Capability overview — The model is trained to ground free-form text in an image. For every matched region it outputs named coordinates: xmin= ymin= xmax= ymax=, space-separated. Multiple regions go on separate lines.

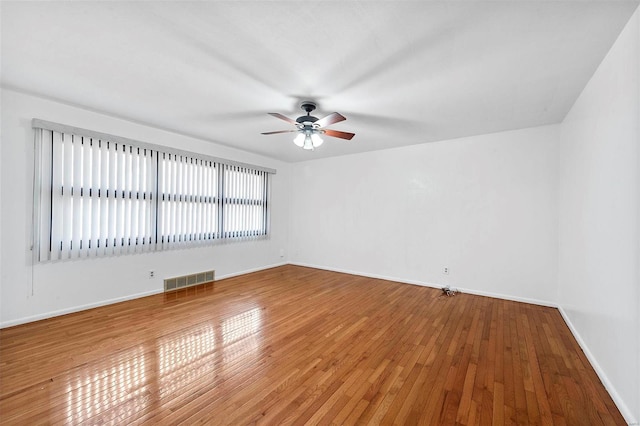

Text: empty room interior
xmin=1 ymin=1 xmax=639 ymax=425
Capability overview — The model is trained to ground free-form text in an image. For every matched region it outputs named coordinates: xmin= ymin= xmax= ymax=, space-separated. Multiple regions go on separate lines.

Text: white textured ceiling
xmin=2 ymin=1 xmax=638 ymax=162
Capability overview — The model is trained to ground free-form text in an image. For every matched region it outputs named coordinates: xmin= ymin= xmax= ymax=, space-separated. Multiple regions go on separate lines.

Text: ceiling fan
xmin=261 ymin=101 xmax=355 ymax=150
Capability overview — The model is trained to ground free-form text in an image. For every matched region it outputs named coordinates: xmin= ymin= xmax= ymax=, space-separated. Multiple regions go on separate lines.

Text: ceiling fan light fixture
xmin=293 ymin=133 xmax=305 ymax=147
xmin=311 ymin=133 xmax=323 ymax=147
xmin=296 ymin=130 xmax=323 ymax=150
xmin=302 ymin=133 xmax=314 ymax=150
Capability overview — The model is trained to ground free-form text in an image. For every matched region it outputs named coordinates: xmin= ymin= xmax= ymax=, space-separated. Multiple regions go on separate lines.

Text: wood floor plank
xmin=0 ymin=265 xmax=627 ymax=425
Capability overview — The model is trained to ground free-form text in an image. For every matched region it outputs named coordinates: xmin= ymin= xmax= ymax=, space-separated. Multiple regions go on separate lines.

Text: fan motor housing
xmin=297 ymin=101 xmax=318 ymax=123
xmin=296 ymin=115 xmax=318 ymax=123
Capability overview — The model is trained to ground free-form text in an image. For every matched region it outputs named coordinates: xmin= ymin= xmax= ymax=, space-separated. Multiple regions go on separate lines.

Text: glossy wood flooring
xmin=0 ymin=265 xmax=625 ymax=425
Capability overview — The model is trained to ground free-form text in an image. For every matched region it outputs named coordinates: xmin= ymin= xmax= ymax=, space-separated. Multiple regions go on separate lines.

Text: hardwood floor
xmin=0 ymin=265 xmax=626 ymax=425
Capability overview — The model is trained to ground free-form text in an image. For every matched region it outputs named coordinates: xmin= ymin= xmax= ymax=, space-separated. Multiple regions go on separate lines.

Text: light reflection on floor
xmin=65 ymin=346 xmax=147 ymax=424
xmin=221 ymin=307 xmax=262 ymax=345
xmin=64 ymin=306 xmax=264 ymax=423
xmin=220 ymin=307 xmax=263 ymax=366
xmin=158 ymin=322 xmax=217 ymax=397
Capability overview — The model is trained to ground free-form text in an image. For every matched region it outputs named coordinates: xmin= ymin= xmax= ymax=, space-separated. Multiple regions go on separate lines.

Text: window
xmin=220 ymin=165 xmax=269 ymax=239
xmin=33 ymin=119 xmax=274 ymax=262
xmin=156 ymin=154 xmax=270 ymax=247
xmin=158 ymin=153 xmax=219 ymax=247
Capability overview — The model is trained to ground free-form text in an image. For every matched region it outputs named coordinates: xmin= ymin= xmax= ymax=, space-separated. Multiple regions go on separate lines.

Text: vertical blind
xmin=33 ymin=120 xmax=274 ymax=262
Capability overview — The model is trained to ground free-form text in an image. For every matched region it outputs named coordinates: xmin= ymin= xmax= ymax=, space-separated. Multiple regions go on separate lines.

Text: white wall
xmin=0 ymin=88 xmax=291 ymax=327
xmin=558 ymin=8 xmax=639 ymax=424
xmin=290 ymin=125 xmax=559 ymax=305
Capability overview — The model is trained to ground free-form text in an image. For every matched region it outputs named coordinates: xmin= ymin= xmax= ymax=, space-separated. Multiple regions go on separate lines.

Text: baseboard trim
xmin=557 ymin=306 xmax=638 ymax=425
xmin=288 ymin=262 xmax=557 ymax=308
xmin=0 ymin=288 xmax=164 ymax=329
xmin=456 ymin=286 xmax=558 ymax=308
xmin=216 ymin=262 xmax=288 ymax=281
xmin=0 ymin=262 xmax=288 ymax=329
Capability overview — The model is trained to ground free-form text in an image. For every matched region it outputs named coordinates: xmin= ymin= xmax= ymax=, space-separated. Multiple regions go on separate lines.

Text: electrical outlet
xmin=443 ymin=267 xmax=449 ymax=275
xmin=149 ymin=270 xmax=155 ymax=279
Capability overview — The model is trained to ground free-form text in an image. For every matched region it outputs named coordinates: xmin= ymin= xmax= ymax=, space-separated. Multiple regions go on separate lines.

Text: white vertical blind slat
xmin=248 ymin=170 xmax=253 ymax=238
xmin=262 ymin=171 xmax=267 ymax=235
xmin=71 ymin=136 xmax=83 ymax=258
xmin=228 ymin=165 xmax=232 ymax=239
xmin=188 ymin=156 xmax=194 ymax=241
xmin=214 ymin=162 xmax=220 ymax=240
xmin=146 ymin=151 xmax=152 ymax=250
xmin=132 ymin=146 xmax=140 ymax=250
xmin=159 ymin=153 xmax=165 ymax=247
xmin=160 ymin=153 xmax=168 ymax=249
xmin=206 ymin=162 xmax=210 ymax=240
xmin=252 ymin=170 xmax=257 ymax=237
xmin=81 ymin=137 xmax=92 ymax=256
xmin=193 ymin=159 xmax=199 ymax=242
xmin=170 ymin=154 xmax=178 ymax=245
xmin=137 ymin=149 xmax=146 ymax=252
xmin=239 ymin=167 xmax=244 ymax=237
xmin=245 ymin=168 xmax=251 ymax=238
xmin=166 ymin=154 xmax=172 ymax=246
xmin=51 ymin=131 xmax=64 ymax=260
xmin=143 ymin=149 xmax=155 ymax=252
xmin=200 ymin=160 xmax=206 ymax=242
xmin=90 ymin=139 xmax=100 ymax=256
xmin=201 ymin=161 xmax=206 ymax=241
xmin=231 ymin=166 xmax=238 ymax=238
xmin=175 ymin=155 xmax=180 ymax=243
xmin=225 ymin=163 xmax=229 ymax=240
xmin=236 ymin=168 xmax=242 ymax=239
xmin=197 ymin=159 xmax=203 ymax=242
xmin=163 ymin=154 xmax=169 ymax=247
xmin=172 ymin=155 xmax=175 ymax=245
xmin=179 ymin=156 xmax=186 ymax=243
xmin=262 ymin=172 xmax=266 ymax=235
xmin=222 ymin=163 xmax=226 ymax=239
xmin=227 ymin=165 xmax=232 ymax=239
xmin=135 ymin=150 xmax=142 ymax=251
xmin=235 ymin=167 xmax=239 ymax=238
xmin=222 ymin=164 xmax=227 ymax=239
xmin=251 ymin=170 xmax=258 ymax=237
xmin=124 ymin=145 xmax=133 ymax=253
xmin=114 ymin=144 xmax=124 ymax=255
xmin=61 ymin=133 xmax=74 ymax=259
xmin=215 ymin=162 xmax=220 ymax=239
xmin=107 ymin=142 xmax=117 ymax=256
xmin=109 ymin=143 xmax=117 ymax=255
xmin=176 ymin=155 xmax=182 ymax=243
xmin=213 ymin=162 xmax=219 ymax=240
xmin=251 ymin=170 xmax=257 ymax=237
xmin=184 ymin=156 xmax=190 ymax=242
xmin=243 ymin=168 xmax=249 ymax=238
xmin=258 ymin=171 xmax=263 ymax=236
xmin=36 ymin=130 xmax=54 ymax=261
xmin=253 ymin=171 xmax=258 ymax=237
xmin=138 ymin=148 xmax=146 ymax=250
